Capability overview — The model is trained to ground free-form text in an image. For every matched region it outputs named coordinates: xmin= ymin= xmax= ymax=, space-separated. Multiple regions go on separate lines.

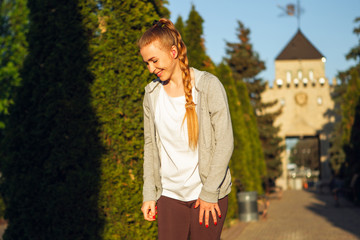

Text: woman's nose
xmin=148 ymin=63 xmax=156 ymax=73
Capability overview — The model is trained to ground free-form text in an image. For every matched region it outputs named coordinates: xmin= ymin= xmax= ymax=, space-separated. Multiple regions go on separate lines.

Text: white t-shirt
xmin=154 ymin=84 xmax=202 ymax=201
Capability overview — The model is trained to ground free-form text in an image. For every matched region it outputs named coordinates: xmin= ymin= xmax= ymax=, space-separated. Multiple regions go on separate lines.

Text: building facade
xmin=262 ymin=30 xmax=336 ymax=189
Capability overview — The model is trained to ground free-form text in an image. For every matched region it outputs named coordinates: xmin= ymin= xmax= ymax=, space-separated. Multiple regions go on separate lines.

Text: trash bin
xmin=237 ymin=191 xmax=258 ymax=222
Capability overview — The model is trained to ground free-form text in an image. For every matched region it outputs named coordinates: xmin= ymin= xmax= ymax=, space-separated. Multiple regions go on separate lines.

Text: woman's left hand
xmin=194 ymin=198 xmax=221 ymax=228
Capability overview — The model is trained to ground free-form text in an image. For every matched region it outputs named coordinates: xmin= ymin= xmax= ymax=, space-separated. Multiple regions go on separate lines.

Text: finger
xmin=198 ymin=207 xmax=204 ymax=225
xmin=150 ymin=202 xmax=156 ymax=220
xmin=215 ymin=203 xmax=222 ymax=219
xmin=205 ymin=209 xmax=210 ymax=228
xmin=141 ymin=206 xmax=147 ymax=220
xmin=146 ymin=206 xmax=152 ymax=220
xmin=194 ymin=198 xmax=200 ymax=209
xmin=211 ymin=207 xmax=217 ymax=226
xmin=141 ymin=204 xmax=150 ymax=220
xmin=146 ymin=209 xmax=156 ymax=221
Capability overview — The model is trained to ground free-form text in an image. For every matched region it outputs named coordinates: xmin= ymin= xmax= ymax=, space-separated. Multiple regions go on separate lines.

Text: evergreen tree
xmin=327 ymin=17 xmax=360 ymax=204
xmin=346 ymin=17 xmax=360 ymax=63
xmin=341 ymin=69 xmax=360 ymax=177
xmin=216 ymin=62 xmax=250 ymax=219
xmin=0 ymin=1 xmax=103 ymax=239
xmin=225 ymin=21 xmax=265 ymax=82
xmin=290 ymin=138 xmax=320 ymax=170
xmin=235 ymin=78 xmax=267 ymax=192
xmin=184 ymin=4 xmax=204 ymax=69
xmin=226 ymin=21 xmax=282 ymax=179
xmin=216 ymin=62 xmax=267 ymax=220
xmin=0 ymin=0 xmax=29 ymax=219
xmin=347 ymin=86 xmax=360 ymax=189
xmin=0 ymin=0 xmax=29 ymax=130
xmin=343 ymin=18 xmax=360 ymax=181
xmin=256 ymin=88 xmax=284 ymax=179
xmin=329 ymin=17 xmax=360 ymax=176
xmin=80 ymin=1 xmax=166 ymax=239
xmin=174 ymin=15 xmax=185 ymax=40
xmin=150 ymin=0 xmax=170 ymax=18
xmin=183 ymin=4 xmax=214 ymax=72
xmin=342 ymin=18 xmax=360 ymax=149
xmin=329 ymin=72 xmax=349 ymax=175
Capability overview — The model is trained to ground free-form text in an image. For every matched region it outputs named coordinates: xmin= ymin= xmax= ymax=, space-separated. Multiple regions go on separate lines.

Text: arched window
xmin=317 ymin=96 xmax=323 ymax=105
xmin=309 ymin=70 xmax=314 ymax=81
xmin=286 ymin=71 xmax=292 ymax=84
xmin=298 ymin=70 xmax=303 ymax=80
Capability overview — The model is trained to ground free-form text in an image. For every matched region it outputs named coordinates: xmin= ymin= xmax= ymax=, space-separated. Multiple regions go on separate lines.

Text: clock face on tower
xmin=295 ymin=92 xmax=308 ymax=106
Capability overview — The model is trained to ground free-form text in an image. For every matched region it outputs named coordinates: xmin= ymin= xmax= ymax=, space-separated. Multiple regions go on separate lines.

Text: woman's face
xmin=140 ymin=40 xmax=178 ymax=81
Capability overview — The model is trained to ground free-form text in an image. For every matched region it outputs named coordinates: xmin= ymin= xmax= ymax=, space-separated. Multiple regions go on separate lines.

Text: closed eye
xmin=143 ymin=60 xmax=157 ymax=65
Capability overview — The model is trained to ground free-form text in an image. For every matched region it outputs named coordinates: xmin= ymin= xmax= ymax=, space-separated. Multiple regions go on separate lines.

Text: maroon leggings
xmin=157 ymin=195 xmax=228 ymax=240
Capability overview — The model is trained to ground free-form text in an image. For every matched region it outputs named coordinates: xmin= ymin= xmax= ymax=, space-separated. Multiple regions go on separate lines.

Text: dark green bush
xmin=80 ymin=1 xmax=167 ymax=239
xmin=0 ymin=1 xmax=103 ymax=239
xmin=216 ymin=62 xmax=266 ymax=221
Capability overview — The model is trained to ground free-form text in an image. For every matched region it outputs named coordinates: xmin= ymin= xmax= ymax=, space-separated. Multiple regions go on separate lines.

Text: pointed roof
xmin=276 ymin=30 xmax=324 ymax=60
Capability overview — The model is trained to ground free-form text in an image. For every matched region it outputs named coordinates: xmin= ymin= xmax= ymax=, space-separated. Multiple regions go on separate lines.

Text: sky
xmin=167 ymin=0 xmax=360 ymax=85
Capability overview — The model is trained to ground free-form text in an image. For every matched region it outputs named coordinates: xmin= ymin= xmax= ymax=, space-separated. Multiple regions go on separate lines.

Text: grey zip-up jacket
xmin=142 ymin=68 xmax=233 ymax=203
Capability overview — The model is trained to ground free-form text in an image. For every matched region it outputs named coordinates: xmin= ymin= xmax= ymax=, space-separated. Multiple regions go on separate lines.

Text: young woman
xmin=139 ymin=18 xmax=234 ymax=240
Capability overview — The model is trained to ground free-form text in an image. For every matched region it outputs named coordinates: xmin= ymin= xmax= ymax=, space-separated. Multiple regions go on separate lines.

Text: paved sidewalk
xmin=221 ymin=190 xmax=360 ymax=240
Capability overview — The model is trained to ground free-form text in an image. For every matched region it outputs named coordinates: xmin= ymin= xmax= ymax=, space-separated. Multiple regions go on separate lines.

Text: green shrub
xmin=0 ymin=1 xmax=103 ymax=239
xmin=80 ymin=1 xmax=167 ymax=239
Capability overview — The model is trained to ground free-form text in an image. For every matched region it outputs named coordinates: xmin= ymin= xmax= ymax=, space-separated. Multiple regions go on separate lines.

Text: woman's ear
xmin=170 ymin=45 xmax=178 ymax=59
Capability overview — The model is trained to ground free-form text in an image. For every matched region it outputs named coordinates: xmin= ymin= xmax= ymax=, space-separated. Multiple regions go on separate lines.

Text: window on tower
xmin=309 ymin=70 xmax=314 ymax=80
xmin=317 ymin=96 xmax=323 ymax=105
xmin=286 ymin=71 xmax=292 ymax=87
xmin=309 ymin=70 xmax=315 ymax=86
xmin=298 ymin=70 xmax=303 ymax=80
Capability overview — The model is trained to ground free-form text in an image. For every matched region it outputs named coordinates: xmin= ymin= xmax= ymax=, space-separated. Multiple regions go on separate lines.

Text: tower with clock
xmin=262 ymin=29 xmax=336 ymax=190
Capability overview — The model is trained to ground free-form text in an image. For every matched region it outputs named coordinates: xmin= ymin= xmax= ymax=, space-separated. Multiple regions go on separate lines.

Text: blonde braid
xmin=158 ymin=19 xmax=199 ymax=150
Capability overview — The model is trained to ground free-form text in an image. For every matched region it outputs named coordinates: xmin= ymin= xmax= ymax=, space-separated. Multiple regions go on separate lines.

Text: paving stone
xmin=221 ymin=190 xmax=360 ymax=240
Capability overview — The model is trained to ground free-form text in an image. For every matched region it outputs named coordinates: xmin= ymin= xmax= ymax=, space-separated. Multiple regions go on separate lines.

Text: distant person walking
xmin=138 ymin=18 xmax=234 ymax=240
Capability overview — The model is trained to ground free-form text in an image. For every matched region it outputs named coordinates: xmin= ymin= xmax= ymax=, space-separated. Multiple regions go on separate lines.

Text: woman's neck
xmin=162 ymin=65 xmax=185 ymax=97
xmin=169 ymin=65 xmax=183 ymax=88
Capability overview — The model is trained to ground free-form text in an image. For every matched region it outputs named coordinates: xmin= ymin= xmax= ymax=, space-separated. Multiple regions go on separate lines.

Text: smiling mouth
xmin=156 ymin=70 xmax=163 ymax=77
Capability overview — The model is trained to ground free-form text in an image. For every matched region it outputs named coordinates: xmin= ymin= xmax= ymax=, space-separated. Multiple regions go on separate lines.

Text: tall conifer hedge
xmin=0 ymin=0 xmax=29 ymax=130
xmin=0 ymin=0 xmax=268 ymax=237
xmin=80 ymin=1 xmax=166 ymax=239
xmin=216 ymin=62 xmax=266 ymax=221
xmin=0 ymin=0 xmax=29 ymax=218
xmin=236 ymin=80 xmax=266 ymax=193
xmin=0 ymin=1 xmax=103 ymax=239
xmin=183 ymin=5 xmax=215 ymax=73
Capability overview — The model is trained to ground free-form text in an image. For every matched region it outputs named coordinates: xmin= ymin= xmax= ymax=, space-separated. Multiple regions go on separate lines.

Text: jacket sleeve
xmin=198 ymin=75 xmax=234 ymax=203
xmin=142 ymin=92 xmax=156 ymax=202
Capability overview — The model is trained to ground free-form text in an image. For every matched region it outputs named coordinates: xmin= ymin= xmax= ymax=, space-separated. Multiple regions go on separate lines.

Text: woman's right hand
xmin=141 ymin=200 xmax=156 ymax=221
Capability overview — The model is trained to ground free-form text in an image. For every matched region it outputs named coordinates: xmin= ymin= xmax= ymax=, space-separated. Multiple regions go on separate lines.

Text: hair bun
xmin=152 ymin=19 xmax=164 ymax=28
